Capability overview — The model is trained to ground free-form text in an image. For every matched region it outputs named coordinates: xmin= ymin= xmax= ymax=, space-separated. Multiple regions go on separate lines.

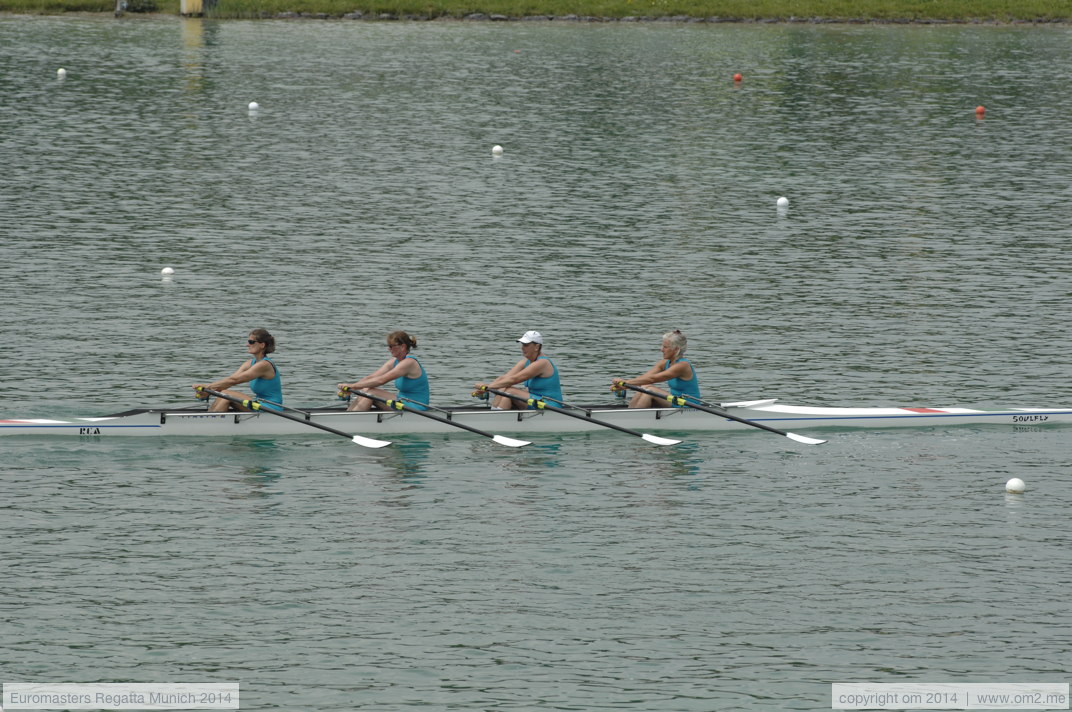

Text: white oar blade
xmin=641 ymin=433 xmax=681 ymax=446
xmin=787 ymin=432 xmax=826 ymax=445
xmin=352 ymin=435 xmax=392 ymax=448
xmin=493 ymin=434 xmax=531 ymax=448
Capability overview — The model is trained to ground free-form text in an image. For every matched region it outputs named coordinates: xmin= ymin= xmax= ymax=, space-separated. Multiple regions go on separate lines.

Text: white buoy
xmin=248 ymin=101 xmax=260 ymax=111
xmin=1005 ymin=478 xmax=1026 ymax=494
xmin=492 ymin=144 xmax=503 ymax=156
xmin=161 ymin=267 xmax=175 ymax=276
xmin=57 ymin=68 xmax=67 ymax=78
xmin=776 ymin=196 xmax=789 ymax=208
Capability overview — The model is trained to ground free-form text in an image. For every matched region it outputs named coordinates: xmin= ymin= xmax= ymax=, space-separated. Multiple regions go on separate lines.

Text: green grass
xmin=1 ymin=0 xmax=1068 ymax=20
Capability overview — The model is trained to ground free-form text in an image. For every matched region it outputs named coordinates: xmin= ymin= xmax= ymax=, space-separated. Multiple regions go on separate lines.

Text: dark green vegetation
xmin=2 ymin=0 xmax=1069 ymax=22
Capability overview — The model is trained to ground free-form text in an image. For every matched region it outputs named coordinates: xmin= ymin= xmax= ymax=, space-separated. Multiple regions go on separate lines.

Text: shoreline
xmin=4 ymin=10 xmax=1070 ymax=22
xmin=229 ymin=13 xmax=1072 ymax=23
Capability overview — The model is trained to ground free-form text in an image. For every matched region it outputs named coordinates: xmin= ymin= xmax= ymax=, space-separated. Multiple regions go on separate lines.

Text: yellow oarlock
xmin=525 ymin=398 xmax=546 ymax=409
xmin=669 ymin=395 xmax=687 ymax=406
xmin=386 ymin=399 xmax=405 ymax=410
xmin=242 ymin=399 xmax=263 ymax=411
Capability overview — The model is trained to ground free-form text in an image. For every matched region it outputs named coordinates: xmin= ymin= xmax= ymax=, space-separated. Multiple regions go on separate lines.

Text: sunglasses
xmin=247 ymin=339 xmax=261 ymax=345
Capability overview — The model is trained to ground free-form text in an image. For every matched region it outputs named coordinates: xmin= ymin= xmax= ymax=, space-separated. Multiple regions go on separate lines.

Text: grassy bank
xmin=2 ymin=0 xmax=1069 ymax=21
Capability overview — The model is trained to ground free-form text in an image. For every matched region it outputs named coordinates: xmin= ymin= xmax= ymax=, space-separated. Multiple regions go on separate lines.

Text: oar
xmin=615 ymin=383 xmax=826 ymax=445
xmin=344 ymin=388 xmax=530 ymax=448
xmin=477 ymin=386 xmax=681 ymax=446
xmin=198 ymin=388 xmax=391 ymax=448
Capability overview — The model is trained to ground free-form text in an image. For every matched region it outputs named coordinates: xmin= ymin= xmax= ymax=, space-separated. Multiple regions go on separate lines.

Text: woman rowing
xmin=613 ymin=329 xmax=701 ymax=408
xmin=193 ymin=328 xmax=283 ymax=411
xmin=475 ymin=330 xmax=563 ymax=410
xmin=337 ymin=330 xmax=429 ymax=412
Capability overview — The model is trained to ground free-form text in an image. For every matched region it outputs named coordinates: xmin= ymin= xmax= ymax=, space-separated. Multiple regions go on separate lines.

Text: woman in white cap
xmin=613 ymin=329 xmax=701 ymax=408
xmin=475 ymin=330 xmax=563 ymax=410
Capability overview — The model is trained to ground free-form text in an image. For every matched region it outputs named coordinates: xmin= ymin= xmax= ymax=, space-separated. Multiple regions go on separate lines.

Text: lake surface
xmin=2 ymin=15 xmax=1071 ymax=711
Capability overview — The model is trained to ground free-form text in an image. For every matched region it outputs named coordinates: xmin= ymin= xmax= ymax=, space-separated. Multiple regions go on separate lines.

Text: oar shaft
xmin=617 ymin=383 xmax=825 ymax=444
xmin=350 ymin=389 xmax=529 ymax=447
xmin=200 ymin=388 xmax=390 ymax=448
xmin=480 ymin=386 xmax=679 ymax=445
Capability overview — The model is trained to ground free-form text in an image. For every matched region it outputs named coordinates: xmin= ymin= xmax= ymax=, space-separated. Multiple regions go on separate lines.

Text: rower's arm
xmin=492 ymin=358 xmax=549 ymax=388
xmin=356 ymin=359 xmax=417 ymax=389
xmin=623 ymin=360 xmax=688 ymax=387
xmin=201 ymin=359 xmax=271 ymax=391
xmin=344 ymin=358 xmax=396 ymax=389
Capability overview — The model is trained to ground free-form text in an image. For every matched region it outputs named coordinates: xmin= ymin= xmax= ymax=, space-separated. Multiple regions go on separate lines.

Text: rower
xmin=193 ymin=328 xmax=283 ymax=412
xmin=337 ymin=330 xmax=430 ymax=412
xmin=612 ymin=330 xmax=700 ymax=408
xmin=475 ymin=330 xmax=563 ymax=411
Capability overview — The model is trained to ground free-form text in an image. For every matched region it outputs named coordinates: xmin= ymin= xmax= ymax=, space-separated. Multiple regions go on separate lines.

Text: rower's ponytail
xmin=250 ymin=328 xmax=276 ymax=354
xmin=387 ymin=330 xmax=417 ymax=350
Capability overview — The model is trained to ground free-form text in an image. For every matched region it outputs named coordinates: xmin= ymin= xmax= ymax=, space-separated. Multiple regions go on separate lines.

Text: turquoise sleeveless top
xmin=394 ymin=356 xmax=429 ymax=411
xmin=524 ymin=356 xmax=563 ymax=403
xmin=665 ymin=357 xmax=700 ymax=402
xmin=250 ymin=356 xmax=283 ymax=411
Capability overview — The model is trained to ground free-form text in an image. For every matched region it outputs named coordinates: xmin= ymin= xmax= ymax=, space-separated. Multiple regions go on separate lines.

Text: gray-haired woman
xmin=613 ymin=330 xmax=701 ymax=408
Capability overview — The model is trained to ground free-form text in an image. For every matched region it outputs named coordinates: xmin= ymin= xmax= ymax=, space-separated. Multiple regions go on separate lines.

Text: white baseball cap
xmin=517 ymin=330 xmax=543 ymax=344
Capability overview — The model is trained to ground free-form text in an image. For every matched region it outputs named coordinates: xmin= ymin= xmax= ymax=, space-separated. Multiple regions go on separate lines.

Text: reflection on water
xmin=181 ymin=17 xmax=205 ymax=96
xmin=653 ymin=439 xmax=704 ymax=482
xmin=372 ymin=437 xmax=434 ymax=482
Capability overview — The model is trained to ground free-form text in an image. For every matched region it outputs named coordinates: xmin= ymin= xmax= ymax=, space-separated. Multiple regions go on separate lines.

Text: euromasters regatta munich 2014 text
xmin=8 ymin=691 xmax=201 ymax=705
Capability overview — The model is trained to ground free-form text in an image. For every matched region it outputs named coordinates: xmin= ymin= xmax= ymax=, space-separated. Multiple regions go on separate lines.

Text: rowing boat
xmin=3 ymin=400 xmax=1070 ymax=438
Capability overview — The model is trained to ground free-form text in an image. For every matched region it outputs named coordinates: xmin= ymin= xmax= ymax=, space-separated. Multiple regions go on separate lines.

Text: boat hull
xmin=2 ymin=402 xmax=1071 ymax=437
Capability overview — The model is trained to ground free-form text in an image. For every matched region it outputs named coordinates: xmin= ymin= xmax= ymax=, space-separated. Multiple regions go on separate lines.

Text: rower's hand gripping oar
xmin=340 ymin=387 xmax=530 ymax=448
xmin=613 ymin=382 xmax=826 ymax=445
xmin=197 ymin=388 xmax=391 ymax=448
xmin=475 ymin=386 xmax=681 ymax=446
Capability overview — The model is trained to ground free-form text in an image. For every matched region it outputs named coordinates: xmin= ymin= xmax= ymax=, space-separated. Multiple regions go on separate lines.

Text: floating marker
xmin=776 ymin=196 xmax=789 ymax=208
xmin=492 ymin=144 xmax=503 ymax=156
xmin=975 ymin=105 xmax=986 ymax=116
xmin=161 ymin=267 xmax=175 ymax=276
xmin=733 ymin=73 xmax=743 ymax=82
xmin=57 ymin=68 xmax=67 ymax=78
xmin=1005 ymin=478 xmax=1025 ymax=494
xmin=248 ymin=101 xmax=260 ymax=110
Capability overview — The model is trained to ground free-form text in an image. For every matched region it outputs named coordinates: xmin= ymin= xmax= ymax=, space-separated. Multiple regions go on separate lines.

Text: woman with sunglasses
xmin=192 ymin=328 xmax=283 ymax=412
xmin=337 ymin=330 xmax=429 ymax=412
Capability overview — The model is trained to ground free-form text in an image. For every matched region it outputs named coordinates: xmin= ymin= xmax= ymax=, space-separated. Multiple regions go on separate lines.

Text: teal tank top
xmin=250 ymin=356 xmax=283 ymax=411
xmin=394 ymin=356 xmax=429 ymax=411
xmin=665 ymin=358 xmax=700 ymax=403
xmin=524 ymin=357 xmax=563 ymax=404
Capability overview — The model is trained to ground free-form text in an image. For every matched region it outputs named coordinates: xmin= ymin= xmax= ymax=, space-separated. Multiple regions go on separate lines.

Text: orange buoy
xmin=975 ymin=105 xmax=986 ymax=115
xmin=733 ymin=73 xmax=743 ymax=82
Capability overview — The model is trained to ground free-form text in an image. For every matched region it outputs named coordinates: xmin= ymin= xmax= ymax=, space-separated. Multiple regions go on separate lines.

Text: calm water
xmin=2 ymin=16 xmax=1071 ymax=710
